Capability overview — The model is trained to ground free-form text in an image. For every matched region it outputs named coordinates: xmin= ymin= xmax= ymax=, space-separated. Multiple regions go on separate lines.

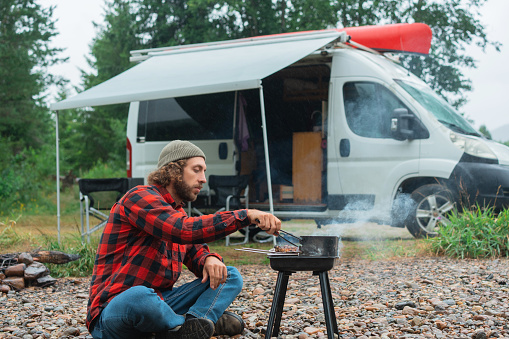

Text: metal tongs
xmin=254 ymin=218 xmax=302 ymax=248
xmin=275 ymin=229 xmax=302 ymax=248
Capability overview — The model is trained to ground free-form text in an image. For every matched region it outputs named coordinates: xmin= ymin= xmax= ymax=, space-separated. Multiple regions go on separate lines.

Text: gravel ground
xmin=1 ymin=256 xmax=509 ymax=339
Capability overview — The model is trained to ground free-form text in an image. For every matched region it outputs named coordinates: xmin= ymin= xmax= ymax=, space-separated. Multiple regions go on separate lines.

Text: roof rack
xmin=130 ymin=29 xmax=348 ymax=62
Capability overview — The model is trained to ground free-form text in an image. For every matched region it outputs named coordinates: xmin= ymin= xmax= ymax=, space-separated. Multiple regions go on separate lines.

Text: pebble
xmin=1 ymin=257 xmax=509 ymax=338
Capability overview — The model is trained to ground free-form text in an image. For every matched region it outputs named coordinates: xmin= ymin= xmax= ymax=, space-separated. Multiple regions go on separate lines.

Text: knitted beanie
xmin=157 ymin=140 xmax=206 ymax=169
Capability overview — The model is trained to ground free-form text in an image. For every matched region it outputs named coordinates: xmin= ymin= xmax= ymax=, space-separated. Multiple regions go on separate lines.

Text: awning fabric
xmin=51 ymin=30 xmax=343 ymax=110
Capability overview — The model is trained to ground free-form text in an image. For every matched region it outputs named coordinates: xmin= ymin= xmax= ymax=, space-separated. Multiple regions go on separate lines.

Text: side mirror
xmin=391 ymin=108 xmax=429 ymax=141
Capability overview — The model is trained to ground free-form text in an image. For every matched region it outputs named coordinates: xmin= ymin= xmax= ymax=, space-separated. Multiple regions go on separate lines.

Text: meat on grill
xmin=274 ymin=245 xmax=299 ymax=253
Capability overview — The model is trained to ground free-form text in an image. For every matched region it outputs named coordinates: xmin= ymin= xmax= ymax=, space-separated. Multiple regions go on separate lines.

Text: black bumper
xmin=449 ymin=156 xmax=509 ymax=210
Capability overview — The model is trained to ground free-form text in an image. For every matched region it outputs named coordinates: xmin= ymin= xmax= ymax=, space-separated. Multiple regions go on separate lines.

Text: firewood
xmin=4 ymin=263 xmax=26 ymax=277
xmin=2 ymin=277 xmax=25 ymax=290
xmin=24 ymin=262 xmax=49 ymax=280
xmin=31 ymin=250 xmax=81 ymax=264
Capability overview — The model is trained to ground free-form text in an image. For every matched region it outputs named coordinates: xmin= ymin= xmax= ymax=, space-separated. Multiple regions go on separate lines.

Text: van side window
xmin=138 ymin=92 xmax=235 ymax=141
xmin=343 ymin=82 xmax=409 ymax=138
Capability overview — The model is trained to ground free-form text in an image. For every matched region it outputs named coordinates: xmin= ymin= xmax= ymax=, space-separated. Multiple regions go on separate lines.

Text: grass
xmin=2 ymin=185 xmax=508 ymax=277
xmin=427 ymin=206 xmax=509 ymax=258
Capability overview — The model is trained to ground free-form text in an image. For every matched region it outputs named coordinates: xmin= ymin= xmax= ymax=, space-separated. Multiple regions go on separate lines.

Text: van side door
xmin=329 ymin=79 xmax=424 ymax=214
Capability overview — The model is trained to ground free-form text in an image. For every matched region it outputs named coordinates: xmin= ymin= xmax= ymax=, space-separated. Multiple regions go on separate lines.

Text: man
xmin=87 ymin=140 xmax=281 ymax=339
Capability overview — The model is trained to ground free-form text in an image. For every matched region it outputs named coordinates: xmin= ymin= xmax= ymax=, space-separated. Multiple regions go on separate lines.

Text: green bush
xmin=0 ymin=143 xmax=57 ymax=215
xmin=79 ymin=160 xmax=125 ymax=179
xmin=427 ymin=206 xmax=509 ymax=258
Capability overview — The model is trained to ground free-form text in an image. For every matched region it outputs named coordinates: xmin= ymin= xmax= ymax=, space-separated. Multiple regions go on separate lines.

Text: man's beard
xmin=174 ymin=179 xmax=198 ymax=202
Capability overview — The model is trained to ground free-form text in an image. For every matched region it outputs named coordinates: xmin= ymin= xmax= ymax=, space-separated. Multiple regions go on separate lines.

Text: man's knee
xmin=114 ymin=286 xmax=158 ymax=313
xmin=226 ymin=266 xmax=243 ymax=292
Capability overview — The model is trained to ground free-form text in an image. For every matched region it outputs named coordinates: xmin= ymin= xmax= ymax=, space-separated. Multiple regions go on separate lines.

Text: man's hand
xmin=202 ymin=256 xmax=227 ymax=289
xmin=246 ymin=209 xmax=282 ymax=235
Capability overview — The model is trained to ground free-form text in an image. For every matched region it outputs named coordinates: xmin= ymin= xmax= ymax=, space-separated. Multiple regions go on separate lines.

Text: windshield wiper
xmin=438 ymin=120 xmax=479 ymax=136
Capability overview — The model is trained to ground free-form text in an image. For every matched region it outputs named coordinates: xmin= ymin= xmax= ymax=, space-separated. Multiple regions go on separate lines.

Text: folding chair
xmin=208 ymin=175 xmax=250 ymax=246
xmin=79 ymin=177 xmax=144 ymax=243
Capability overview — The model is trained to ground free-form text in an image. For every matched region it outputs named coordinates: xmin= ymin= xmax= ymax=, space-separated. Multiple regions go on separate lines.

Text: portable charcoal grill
xmin=262 ymin=234 xmax=340 ymax=339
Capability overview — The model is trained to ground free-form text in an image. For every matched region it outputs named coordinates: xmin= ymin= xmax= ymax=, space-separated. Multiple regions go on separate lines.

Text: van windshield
xmin=396 ymin=80 xmax=479 ymax=136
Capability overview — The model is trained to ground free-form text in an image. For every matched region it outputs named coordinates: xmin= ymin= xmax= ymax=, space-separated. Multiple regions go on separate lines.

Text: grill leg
xmin=318 ymin=271 xmax=338 ymax=338
xmin=265 ymin=271 xmax=291 ymax=338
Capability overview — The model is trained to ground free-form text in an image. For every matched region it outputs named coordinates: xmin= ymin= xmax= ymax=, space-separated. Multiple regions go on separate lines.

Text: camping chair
xmin=208 ymin=175 xmax=250 ymax=246
xmin=79 ymin=177 xmax=143 ymax=243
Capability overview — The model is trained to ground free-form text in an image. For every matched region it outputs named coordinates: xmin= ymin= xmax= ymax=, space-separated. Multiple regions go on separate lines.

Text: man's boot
xmin=155 ymin=318 xmax=214 ymax=339
xmin=213 ymin=311 xmax=245 ymax=336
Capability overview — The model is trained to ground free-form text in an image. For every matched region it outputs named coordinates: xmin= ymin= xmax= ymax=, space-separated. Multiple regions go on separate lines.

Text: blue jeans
xmin=90 ymin=266 xmax=243 ymax=339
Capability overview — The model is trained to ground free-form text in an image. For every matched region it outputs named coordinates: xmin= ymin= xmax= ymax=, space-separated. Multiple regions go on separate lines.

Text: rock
xmin=409 ymin=316 xmax=423 ymax=326
xmin=252 ymin=287 xmax=264 ymax=296
xmin=0 ymin=284 xmax=11 ymax=293
xmin=18 ymin=252 xmax=34 ymax=265
xmin=435 ymin=320 xmax=447 ymax=330
xmin=62 ymin=327 xmax=80 ymax=336
xmin=402 ymin=306 xmax=420 ymax=315
xmin=36 ymin=275 xmax=57 ymax=287
xmin=3 ymin=276 xmax=25 ymax=290
xmin=395 ymin=300 xmax=416 ymax=310
xmin=24 ymin=262 xmax=50 ymax=280
xmin=472 ymin=331 xmax=487 ymax=339
xmin=5 ymin=263 xmax=26 ymax=277
xmin=303 ymin=327 xmax=322 ymax=335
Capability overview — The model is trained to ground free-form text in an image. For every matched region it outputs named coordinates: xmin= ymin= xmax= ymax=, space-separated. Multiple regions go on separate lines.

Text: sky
xmin=45 ymin=0 xmax=509 ymax=133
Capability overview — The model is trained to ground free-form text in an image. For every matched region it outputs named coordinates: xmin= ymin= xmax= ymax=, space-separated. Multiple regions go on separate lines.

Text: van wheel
xmin=405 ymin=184 xmax=456 ymax=238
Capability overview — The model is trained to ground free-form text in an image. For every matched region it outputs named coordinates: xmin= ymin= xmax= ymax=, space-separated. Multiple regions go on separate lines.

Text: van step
xmin=249 ymin=202 xmax=327 ymax=212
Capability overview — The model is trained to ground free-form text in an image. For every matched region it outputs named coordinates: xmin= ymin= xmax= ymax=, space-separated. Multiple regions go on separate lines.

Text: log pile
xmin=0 ymin=251 xmax=81 ymax=293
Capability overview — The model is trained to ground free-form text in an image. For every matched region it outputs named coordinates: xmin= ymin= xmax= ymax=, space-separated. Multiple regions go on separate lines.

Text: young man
xmin=87 ymin=140 xmax=281 ymax=339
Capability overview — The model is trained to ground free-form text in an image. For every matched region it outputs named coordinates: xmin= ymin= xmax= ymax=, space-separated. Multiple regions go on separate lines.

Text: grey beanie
xmin=157 ymin=140 xmax=206 ymax=169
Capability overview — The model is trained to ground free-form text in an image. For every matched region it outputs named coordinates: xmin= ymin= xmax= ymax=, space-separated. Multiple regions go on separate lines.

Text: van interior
xmin=234 ymin=63 xmax=331 ymax=211
xmin=138 ymin=61 xmax=333 ymax=212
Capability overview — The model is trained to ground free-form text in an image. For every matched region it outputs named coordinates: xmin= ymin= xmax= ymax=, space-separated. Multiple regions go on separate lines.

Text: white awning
xmin=51 ymin=30 xmax=344 ymax=110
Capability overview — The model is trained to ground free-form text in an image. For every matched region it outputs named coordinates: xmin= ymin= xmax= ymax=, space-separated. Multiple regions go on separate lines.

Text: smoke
xmin=309 ymin=194 xmax=416 ymax=255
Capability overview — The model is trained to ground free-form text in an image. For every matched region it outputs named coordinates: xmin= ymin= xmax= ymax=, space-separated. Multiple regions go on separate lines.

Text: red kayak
xmin=338 ymin=23 xmax=432 ymax=55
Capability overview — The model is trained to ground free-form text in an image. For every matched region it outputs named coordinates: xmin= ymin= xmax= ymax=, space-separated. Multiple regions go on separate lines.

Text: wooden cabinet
xmin=292 ymin=132 xmax=322 ymax=204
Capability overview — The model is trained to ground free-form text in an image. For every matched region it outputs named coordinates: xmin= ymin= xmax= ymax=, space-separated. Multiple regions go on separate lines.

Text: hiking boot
xmin=155 ymin=318 xmax=214 ymax=339
xmin=213 ymin=311 xmax=245 ymax=336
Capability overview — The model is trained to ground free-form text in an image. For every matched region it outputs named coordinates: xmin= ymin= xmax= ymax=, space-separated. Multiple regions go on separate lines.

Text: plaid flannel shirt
xmin=86 ymin=184 xmax=250 ymax=329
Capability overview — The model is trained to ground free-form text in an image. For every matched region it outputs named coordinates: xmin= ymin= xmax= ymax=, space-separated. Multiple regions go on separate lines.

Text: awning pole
xmin=258 ymin=86 xmax=276 ymax=245
xmin=258 ymin=86 xmax=274 ymax=214
xmin=56 ymin=111 xmax=61 ymax=244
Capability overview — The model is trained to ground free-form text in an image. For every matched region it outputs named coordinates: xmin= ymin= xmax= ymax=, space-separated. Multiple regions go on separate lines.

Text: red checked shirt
xmin=86 ymin=184 xmax=250 ymax=329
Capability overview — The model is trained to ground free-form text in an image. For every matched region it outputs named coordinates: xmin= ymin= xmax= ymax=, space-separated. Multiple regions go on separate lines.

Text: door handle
xmin=340 ymin=139 xmax=350 ymax=157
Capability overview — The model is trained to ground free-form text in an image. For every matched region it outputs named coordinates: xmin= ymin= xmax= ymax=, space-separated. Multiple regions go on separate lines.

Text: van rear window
xmin=138 ymin=92 xmax=235 ymax=141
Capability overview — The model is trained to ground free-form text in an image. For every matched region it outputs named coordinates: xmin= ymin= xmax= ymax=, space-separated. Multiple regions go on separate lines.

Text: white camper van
xmin=126 ymin=23 xmax=509 ymax=238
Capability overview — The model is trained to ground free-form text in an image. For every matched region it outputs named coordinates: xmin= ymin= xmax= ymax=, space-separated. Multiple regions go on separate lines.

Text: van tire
xmin=405 ymin=184 xmax=456 ymax=238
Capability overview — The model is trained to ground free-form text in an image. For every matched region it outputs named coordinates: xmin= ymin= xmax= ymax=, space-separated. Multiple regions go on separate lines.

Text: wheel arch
xmin=390 ymin=176 xmax=454 ymax=229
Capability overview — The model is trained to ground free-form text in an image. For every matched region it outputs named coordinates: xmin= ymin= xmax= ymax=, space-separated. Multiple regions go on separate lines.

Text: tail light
xmin=126 ymin=137 xmax=132 ymax=177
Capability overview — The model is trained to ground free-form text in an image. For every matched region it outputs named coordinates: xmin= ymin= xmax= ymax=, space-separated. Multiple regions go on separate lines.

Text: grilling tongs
xmin=275 ymin=229 xmax=302 ymax=248
xmin=254 ymin=218 xmax=302 ymax=248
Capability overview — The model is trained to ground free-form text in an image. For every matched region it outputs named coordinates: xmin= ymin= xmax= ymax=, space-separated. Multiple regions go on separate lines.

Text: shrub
xmin=427 ymin=206 xmax=509 ymax=258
